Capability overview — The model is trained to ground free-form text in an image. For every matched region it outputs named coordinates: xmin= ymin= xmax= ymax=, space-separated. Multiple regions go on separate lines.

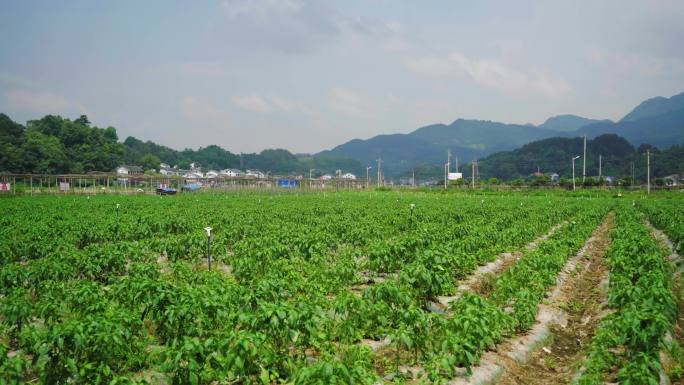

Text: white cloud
xmin=405 ymin=53 xmax=571 ymax=97
xmin=218 ymin=0 xmax=397 ymax=54
xmin=219 ymin=0 xmax=340 ymax=53
xmin=181 ymin=97 xmax=231 ymax=122
xmin=269 ymin=96 xmax=296 ymax=112
xmin=328 ymin=88 xmax=377 ymax=118
xmin=230 ymin=95 xmax=273 ymax=113
xmin=5 ymin=90 xmax=84 ymax=114
xmin=230 ymin=94 xmax=310 ymax=114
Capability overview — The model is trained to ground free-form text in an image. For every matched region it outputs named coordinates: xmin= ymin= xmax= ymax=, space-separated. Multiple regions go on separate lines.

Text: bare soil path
xmin=454 ymin=212 xmax=614 ymax=385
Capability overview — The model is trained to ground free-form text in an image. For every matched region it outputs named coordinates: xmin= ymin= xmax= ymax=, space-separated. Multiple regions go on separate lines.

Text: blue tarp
xmin=182 ymin=183 xmax=201 ymax=191
xmin=277 ymin=179 xmax=300 ymax=188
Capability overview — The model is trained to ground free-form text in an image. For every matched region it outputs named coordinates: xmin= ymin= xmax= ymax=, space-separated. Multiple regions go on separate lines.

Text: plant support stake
xmin=409 ymin=203 xmax=415 ymax=225
xmin=205 ymin=227 xmax=213 ymax=271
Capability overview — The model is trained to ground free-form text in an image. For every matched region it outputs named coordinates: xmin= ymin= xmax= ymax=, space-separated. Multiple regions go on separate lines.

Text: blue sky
xmin=1 ymin=0 xmax=683 ymax=153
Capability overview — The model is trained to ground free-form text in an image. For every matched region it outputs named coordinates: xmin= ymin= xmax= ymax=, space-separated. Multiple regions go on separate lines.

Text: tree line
xmin=0 ymin=113 xmax=363 ymax=176
xmin=399 ymin=134 xmax=683 ymax=184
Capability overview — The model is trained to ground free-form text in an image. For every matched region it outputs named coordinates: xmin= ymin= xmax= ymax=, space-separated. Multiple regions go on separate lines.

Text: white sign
xmin=59 ymin=182 xmax=70 ymax=192
xmin=448 ymin=172 xmax=463 ymax=180
xmin=0 ymin=182 xmax=10 ymax=192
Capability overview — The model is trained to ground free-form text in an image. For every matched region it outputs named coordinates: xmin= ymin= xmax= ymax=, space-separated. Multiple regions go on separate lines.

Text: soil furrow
xmin=436 ymin=221 xmax=568 ymax=309
xmin=450 ymin=213 xmax=614 ymax=385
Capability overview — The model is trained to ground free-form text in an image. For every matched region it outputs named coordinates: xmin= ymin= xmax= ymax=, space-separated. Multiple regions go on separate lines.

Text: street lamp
xmin=572 ymin=156 xmax=580 ymax=191
xmin=366 ymin=166 xmax=372 ymax=188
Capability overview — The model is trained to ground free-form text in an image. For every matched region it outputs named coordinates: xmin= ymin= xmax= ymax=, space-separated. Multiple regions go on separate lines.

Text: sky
xmin=1 ymin=0 xmax=684 ymax=154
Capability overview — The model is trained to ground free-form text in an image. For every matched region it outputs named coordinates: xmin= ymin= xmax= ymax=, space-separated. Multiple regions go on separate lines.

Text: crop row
xmin=0 ymin=193 xmax=607 ymax=384
xmin=576 ymin=206 xmax=677 ymax=384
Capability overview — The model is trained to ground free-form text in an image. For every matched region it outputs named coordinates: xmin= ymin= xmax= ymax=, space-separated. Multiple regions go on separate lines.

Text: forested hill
xmin=0 ymin=114 xmax=124 ymax=174
xmin=319 ymin=91 xmax=684 ymax=176
xmin=538 ymin=115 xmax=612 ymax=132
xmin=0 ymin=113 xmax=363 ymax=175
xmin=471 ymin=134 xmax=684 ymax=181
xmin=123 ymin=136 xmax=363 ymax=176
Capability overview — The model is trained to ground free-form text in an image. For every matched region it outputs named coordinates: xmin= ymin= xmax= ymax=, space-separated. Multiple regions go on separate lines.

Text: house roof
xmin=119 ymin=165 xmax=143 ymax=172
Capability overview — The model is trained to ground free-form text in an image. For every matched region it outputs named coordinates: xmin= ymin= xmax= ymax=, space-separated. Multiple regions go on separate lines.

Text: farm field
xmin=1 ymin=191 xmax=683 ymax=385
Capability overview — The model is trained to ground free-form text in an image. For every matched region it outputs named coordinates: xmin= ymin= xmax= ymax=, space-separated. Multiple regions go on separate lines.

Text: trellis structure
xmin=0 ymin=173 xmax=366 ymax=195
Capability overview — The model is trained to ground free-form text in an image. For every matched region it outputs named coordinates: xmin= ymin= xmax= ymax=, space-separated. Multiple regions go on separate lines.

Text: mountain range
xmin=318 ymin=91 xmax=684 ymax=176
xmin=1 ymin=91 xmax=682 ymax=179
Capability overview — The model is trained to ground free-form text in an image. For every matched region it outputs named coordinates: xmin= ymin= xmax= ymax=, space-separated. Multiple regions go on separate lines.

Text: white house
xmin=160 ymin=167 xmax=179 ymax=176
xmin=205 ymin=170 xmax=219 ymax=178
xmin=320 ymin=174 xmax=333 ymax=180
xmin=341 ymin=173 xmax=357 ymax=180
xmin=117 ymin=165 xmax=143 ymax=175
xmin=664 ymin=174 xmax=682 ymax=187
xmin=183 ymin=171 xmax=204 ymax=179
xmin=246 ymin=169 xmax=265 ymax=178
xmin=220 ymin=168 xmax=244 ymax=177
xmin=159 ymin=163 xmax=170 ymax=169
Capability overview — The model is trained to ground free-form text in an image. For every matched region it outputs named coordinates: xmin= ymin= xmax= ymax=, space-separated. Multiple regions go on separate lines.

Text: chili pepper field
xmin=1 ymin=191 xmax=683 ymax=384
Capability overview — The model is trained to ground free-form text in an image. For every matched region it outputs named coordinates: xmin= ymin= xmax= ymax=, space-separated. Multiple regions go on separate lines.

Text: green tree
xmin=140 ymin=154 xmax=161 ymax=171
xmin=176 ymin=160 xmax=192 ymax=170
xmin=21 ymin=130 xmax=68 ymax=174
xmin=531 ymin=175 xmax=550 ymax=186
xmin=0 ymin=113 xmax=25 ymax=146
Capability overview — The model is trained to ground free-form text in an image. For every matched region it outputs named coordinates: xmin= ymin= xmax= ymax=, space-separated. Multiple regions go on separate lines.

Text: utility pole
xmin=366 ymin=166 xmax=372 ymax=188
xmin=444 ymin=163 xmax=448 ymax=190
xmin=647 ymin=149 xmax=650 ymax=195
xmin=447 ymin=149 xmax=451 ymax=175
xmin=572 ymin=155 xmax=580 ymax=191
xmin=412 ymin=169 xmax=415 ymax=187
xmin=455 ymin=157 xmax=459 ymax=173
xmin=376 ymin=158 xmax=382 ymax=187
xmin=582 ymin=135 xmax=587 ymax=183
xmin=472 ymin=160 xmax=475 ymax=189
xmin=599 ymin=155 xmax=602 ymax=181
xmin=475 ymin=160 xmax=479 ymax=186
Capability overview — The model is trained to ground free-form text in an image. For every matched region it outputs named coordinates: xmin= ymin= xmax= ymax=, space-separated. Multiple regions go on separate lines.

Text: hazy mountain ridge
xmin=539 ymin=114 xmax=613 ymax=132
xmin=620 ymin=91 xmax=684 ymax=122
xmin=320 ymin=91 xmax=684 ymax=176
xmin=320 ymin=119 xmax=562 ymax=175
xmin=579 ymin=107 xmax=684 ymax=149
xmin=2 ymin=91 xmax=682 ymax=179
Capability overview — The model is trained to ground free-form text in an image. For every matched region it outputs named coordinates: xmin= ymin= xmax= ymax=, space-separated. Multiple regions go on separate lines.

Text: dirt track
xmin=497 ymin=213 xmax=614 ymax=385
